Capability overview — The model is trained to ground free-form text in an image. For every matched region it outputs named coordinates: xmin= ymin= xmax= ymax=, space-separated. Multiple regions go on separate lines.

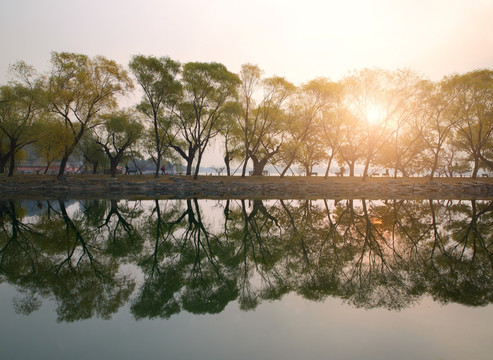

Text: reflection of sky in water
xmin=1 ymin=198 xmax=493 ymax=359
xmin=1 ymin=283 xmax=492 ymax=360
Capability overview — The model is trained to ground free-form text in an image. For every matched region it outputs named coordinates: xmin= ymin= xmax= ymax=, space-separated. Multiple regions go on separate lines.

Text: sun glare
xmin=365 ymin=103 xmax=386 ymax=125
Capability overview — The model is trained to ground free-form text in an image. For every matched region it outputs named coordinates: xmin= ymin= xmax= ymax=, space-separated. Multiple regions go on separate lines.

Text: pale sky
xmin=1 ymin=0 xmax=492 ymax=168
xmin=1 ymin=0 xmax=492 ymax=86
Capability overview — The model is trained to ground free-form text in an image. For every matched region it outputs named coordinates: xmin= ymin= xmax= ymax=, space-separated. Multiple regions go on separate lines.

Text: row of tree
xmin=1 ymin=52 xmax=493 ymax=179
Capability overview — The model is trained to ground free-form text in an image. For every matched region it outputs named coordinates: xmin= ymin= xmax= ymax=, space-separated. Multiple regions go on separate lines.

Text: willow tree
xmin=235 ymin=64 xmax=295 ymax=177
xmin=413 ymin=77 xmax=461 ymax=180
xmin=343 ymin=68 xmax=402 ymax=180
xmin=129 ymin=55 xmax=182 ymax=177
xmin=94 ymin=109 xmax=143 ymax=177
xmin=449 ymin=70 xmax=493 ymax=178
xmin=34 ymin=114 xmax=69 ymax=174
xmin=45 ymin=52 xmax=133 ymax=179
xmin=335 ymin=111 xmax=363 ymax=177
xmin=171 ymin=62 xmax=240 ymax=179
xmin=281 ymin=78 xmax=340 ymax=177
xmin=318 ymin=81 xmax=347 ymax=178
xmin=217 ymin=101 xmax=242 ymax=176
xmin=0 ymin=61 xmax=42 ymax=176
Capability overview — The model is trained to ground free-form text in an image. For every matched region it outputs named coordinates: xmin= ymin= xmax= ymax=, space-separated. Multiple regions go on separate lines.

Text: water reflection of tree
xmin=131 ymin=199 xmax=187 ymax=319
xmin=0 ymin=200 xmax=136 ymax=322
xmin=132 ymin=198 xmax=238 ymax=319
xmin=227 ymin=199 xmax=286 ymax=310
xmin=94 ymin=199 xmax=145 ymax=259
xmin=271 ymin=199 xmax=419 ymax=309
xmin=2 ymin=197 xmax=493 ymax=321
xmin=0 ymin=200 xmax=43 ymax=314
xmin=425 ymin=199 xmax=493 ymax=306
xmin=274 ymin=199 xmax=350 ymax=302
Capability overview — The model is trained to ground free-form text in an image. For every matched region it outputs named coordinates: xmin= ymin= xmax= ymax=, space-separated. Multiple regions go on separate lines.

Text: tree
xmin=129 ymin=55 xmax=182 ymax=177
xmin=318 ymin=81 xmax=347 ymax=178
xmin=171 ymin=62 xmax=240 ymax=179
xmin=235 ymin=64 xmax=262 ymax=176
xmin=437 ymin=142 xmax=470 ymax=177
xmin=413 ymin=77 xmax=461 ymax=180
xmin=449 ymin=70 xmax=493 ymax=178
xmin=234 ymin=64 xmax=295 ymax=176
xmin=45 ymin=52 xmax=133 ymax=179
xmin=94 ymin=109 xmax=143 ymax=177
xmin=78 ymin=131 xmax=107 ymax=174
xmin=217 ymin=101 xmax=242 ymax=176
xmin=33 ymin=114 xmax=69 ymax=174
xmin=343 ymin=68 xmax=401 ymax=180
xmin=335 ymin=111 xmax=364 ymax=177
xmin=0 ymin=130 xmax=7 ymax=173
xmin=378 ymin=69 xmax=425 ymax=177
xmin=0 ymin=61 xmax=42 ymax=176
xmin=279 ymin=78 xmax=336 ymax=177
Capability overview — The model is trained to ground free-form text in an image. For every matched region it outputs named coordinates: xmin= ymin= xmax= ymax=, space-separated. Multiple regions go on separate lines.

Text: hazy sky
xmin=1 ymin=0 xmax=492 ymax=86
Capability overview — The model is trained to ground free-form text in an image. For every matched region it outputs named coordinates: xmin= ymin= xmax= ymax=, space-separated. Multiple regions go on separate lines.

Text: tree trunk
xmin=250 ymin=146 xmax=280 ymax=176
xmin=324 ymin=156 xmax=334 ymax=179
xmin=398 ymin=167 xmax=408 ymax=178
xmin=241 ymin=154 xmax=249 ymax=177
xmin=44 ymin=159 xmax=54 ymax=174
xmin=7 ymin=156 xmax=15 ymax=177
xmin=362 ymin=159 xmax=370 ymax=181
xmin=250 ymin=155 xmax=269 ymax=176
xmin=280 ymin=157 xmax=295 ymax=178
xmin=153 ymin=111 xmax=161 ymax=178
xmin=349 ymin=162 xmax=355 ymax=177
xmin=57 ymin=154 xmax=70 ymax=179
xmin=429 ymin=152 xmax=439 ymax=181
xmin=57 ymin=126 xmax=86 ymax=179
xmin=154 ymin=154 xmax=161 ymax=178
xmin=7 ymin=143 xmax=16 ymax=177
xmin=224 ymin=153 xmax=231 ymax=176
xmin=194 ymin=150 xmax=205 ymax=180
xmin=186 ymin=159 xmax=193 ymax=176
xmin=251 ymin=157 xmax=271 ymax=176
xmin=0 ymin=156 xmax=7 ymax=174
xmin=110 ymin=157 xmax=119 ymax=178
xmin=92 ymin=160 xmax=99 ymax=174
xmin=184 ymin=146 xmax=197 ymax=176
xmin=472 ymin=155 xmax=479 ymax=178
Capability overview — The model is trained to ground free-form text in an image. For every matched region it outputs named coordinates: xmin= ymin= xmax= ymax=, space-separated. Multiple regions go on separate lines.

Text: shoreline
xmin=2 ymin=174 xmax=493 ymax=200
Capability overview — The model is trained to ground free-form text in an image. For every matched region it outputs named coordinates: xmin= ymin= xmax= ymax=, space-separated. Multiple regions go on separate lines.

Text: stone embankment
xmin=2 ymin=175 xmax=493 ymax=200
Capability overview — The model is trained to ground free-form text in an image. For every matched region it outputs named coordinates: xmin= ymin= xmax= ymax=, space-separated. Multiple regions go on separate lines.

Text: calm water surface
xmin=1 ymin=198 xmax=493 ymax=359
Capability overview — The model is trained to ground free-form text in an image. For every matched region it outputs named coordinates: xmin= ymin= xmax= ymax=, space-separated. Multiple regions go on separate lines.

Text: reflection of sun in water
xmin=365 ymin=103 xmax=386 ymax=125
xmin=371 ymin=216 xmax=383 ymax=225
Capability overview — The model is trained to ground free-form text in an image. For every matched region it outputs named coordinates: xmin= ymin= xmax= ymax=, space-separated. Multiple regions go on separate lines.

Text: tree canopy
xmin=1 ymin=52 xmax=492 ymax=179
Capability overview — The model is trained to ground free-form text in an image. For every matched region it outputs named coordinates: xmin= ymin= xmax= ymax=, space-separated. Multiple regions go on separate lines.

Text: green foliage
xmin=0 ymin=52 xmax=492 ymax=177
xmin=129 ymin=55 xmax=182 ymax=176
xmin=0 ymin=61 xmax=43 ymax=175
xmin=172 ymin=61 xmax=240 ymax=177
xmin=45 ymin=52 xmax=134 ymax=177
xmin=94 ymin=109 xmax=144 ymax=177
xmin=34 ymin=114 xmax=71 ymax=171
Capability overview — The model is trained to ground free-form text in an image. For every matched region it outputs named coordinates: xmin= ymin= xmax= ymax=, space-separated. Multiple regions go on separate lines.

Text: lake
xmin=1 ymin=198 xmax=492 ymax=359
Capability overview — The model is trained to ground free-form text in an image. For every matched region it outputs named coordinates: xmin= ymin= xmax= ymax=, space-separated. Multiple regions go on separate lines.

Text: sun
xmin=365 ymin=102 xmax=386 ymax=125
